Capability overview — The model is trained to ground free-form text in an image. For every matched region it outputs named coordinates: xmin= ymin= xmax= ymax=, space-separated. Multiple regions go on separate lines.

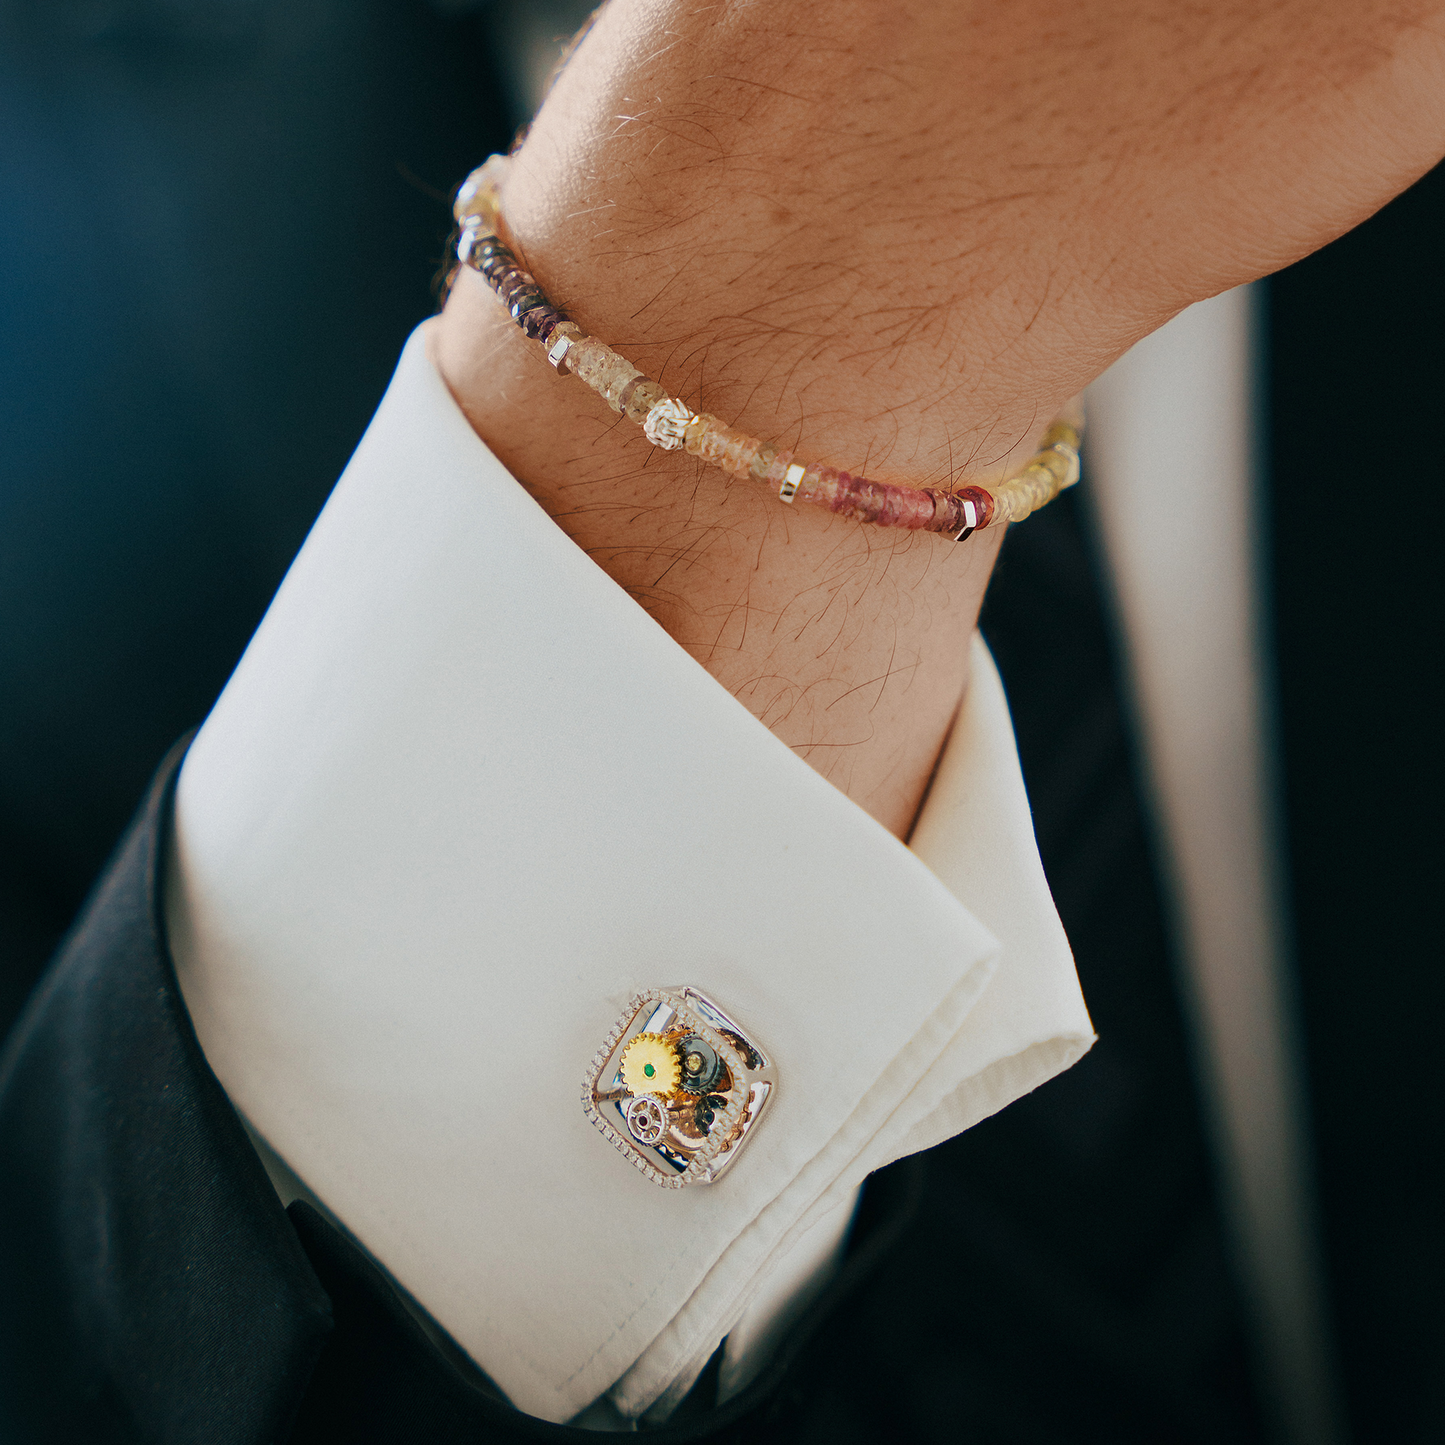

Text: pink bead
xmin=827 ymin=473 xmax=936 ymax=528
xmin=796 ymin=464 xmax=843 ymax=508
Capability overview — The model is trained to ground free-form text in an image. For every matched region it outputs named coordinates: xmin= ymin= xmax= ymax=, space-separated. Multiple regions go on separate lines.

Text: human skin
xmin=435 ymin=0 xmax=1445 ymax=837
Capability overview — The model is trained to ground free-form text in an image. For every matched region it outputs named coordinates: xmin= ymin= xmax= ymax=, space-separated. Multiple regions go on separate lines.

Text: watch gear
xmin=692 ymin=1093 xmax=728 ymax=1135
xmin=624 ymin=1094 xmax=669 ymax=1147
xmin=677 ymin=1036 xmax=723 ymax=1095
xmin=620 ymin=1032 xmax=682 ymax=1096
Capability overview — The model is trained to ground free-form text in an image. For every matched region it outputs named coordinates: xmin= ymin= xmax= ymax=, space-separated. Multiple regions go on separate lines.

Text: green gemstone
xmin=643 ymin=1063 xmax=655 ymax=1078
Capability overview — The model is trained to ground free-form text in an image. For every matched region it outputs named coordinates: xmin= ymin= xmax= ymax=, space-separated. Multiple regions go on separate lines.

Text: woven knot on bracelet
xmin=452 ymin=155 xmax=1082 ymax=541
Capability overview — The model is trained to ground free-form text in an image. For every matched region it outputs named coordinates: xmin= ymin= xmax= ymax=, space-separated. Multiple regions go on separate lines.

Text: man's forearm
xmin=434 ymin=0 xmax=1445 ymax=835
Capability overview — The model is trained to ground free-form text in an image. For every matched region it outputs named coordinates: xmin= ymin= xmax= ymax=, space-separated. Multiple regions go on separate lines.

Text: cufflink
xmin=583 ymin=987 xmax=775 ymax=1187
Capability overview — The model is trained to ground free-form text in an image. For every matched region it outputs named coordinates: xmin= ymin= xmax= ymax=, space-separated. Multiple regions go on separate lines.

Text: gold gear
xmin=620 ymin=1033 xmax=682 ymax=1096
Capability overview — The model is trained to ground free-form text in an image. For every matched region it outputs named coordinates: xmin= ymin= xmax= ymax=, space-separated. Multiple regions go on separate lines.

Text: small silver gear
xmin=624 ymin=1094 xmax=669 ymax=1147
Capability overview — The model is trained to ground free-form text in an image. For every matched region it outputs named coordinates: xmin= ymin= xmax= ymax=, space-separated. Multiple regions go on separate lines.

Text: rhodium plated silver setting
xmin=583 ymin=987 xmax=776 ymax=1188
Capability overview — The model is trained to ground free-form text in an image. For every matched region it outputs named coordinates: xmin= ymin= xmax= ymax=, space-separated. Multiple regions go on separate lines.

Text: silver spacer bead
xmin=455 ymin=222 xmax=489 ymax=267
xmin=779 ymin=463 xmax=805 ymax=503
xmin=643 ymin=398 xmax=695 ymax=451
xmin=546 ymin=323 xmax=585 ymax=374
xmin=952 ymin=497 xmax=979 ymax=542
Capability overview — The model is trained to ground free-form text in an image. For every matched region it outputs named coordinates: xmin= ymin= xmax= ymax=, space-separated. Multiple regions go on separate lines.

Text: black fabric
xmin=0 ymin=738 xmax=332 ymax=1445
xmin=0 ymin=483 xmax=1265 ymax=1445
xmin=1269 ymin=160 xmax=1445 ymax=1445
xmin=966 ymin=491 xmax=1259 ymax=1442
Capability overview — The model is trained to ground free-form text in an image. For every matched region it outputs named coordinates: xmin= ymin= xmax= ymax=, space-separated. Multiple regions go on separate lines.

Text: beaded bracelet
xmin=452 ymin=157 xmax=1082 ymax=541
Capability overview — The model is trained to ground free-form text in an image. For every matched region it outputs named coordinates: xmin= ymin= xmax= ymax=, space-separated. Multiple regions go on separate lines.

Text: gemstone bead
xmin=568 ymin=338 xmax=642 ymax=410
xmin=1031 ymin=446 xmax=1075 ymax=488
xmin=518 ymin=305 xmax=556 ymax=339
xmin=480 ymin=253 xmax=514 ymax=283
xmin=600 ymin=358 xmax=644 ymax=412
xmin=1048 ymin=442 xmax=1081 ymax=489
xmin=990 ymin=460 xmax=1058 ymax=525
xmin=456 ymin=225 xmax=492 ymax=267
xmin=509 ymin=291 xmax=546 ymax=322
xmin=719 ymin=430 xmax=763 ymax=477
xmin=536 ymin=311 xmax=570 ymax=345
xmin=825 ymin=472 xmax=936 ymax=528
xmin=623 ymin=379 xmax=669 ymax=425
xmin=615 ymin=376 xmax=644 ymax=414
xmin=752 ymin=447 xmax=794 ymax=487
xmin=498 ymin=271 xmax=538 ymax=305
xmin=688 ymin=416 xmax=762 ymax=475
xmin=564 ymin=336 xmax=611 ymax=388
xmin=796 ymin=463 xmax=842 ymax=508
xmin=681 ymin=414 xmax=712 ymax=454
xmin=452 ymin=154 xmax=508 ymax=230
xmin=1040 ymin=420 xmax=1082 ymax=454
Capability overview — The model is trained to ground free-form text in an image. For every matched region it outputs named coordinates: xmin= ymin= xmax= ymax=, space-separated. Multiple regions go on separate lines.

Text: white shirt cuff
xmin=165 ymin=324 xmax=1093 ymax=1424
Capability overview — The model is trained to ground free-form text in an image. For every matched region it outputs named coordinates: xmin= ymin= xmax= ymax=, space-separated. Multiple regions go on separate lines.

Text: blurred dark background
xmin=0 ymin=4 xmax=1441 ymax=1443
xmin=0 ymin=0 xmax=511 ymax=1029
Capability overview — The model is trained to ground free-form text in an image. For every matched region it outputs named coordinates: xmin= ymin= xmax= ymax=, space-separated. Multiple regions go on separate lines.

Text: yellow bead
xmin=1028 ymin=447 xmax=1075 ymax=489
xmin=571 ymin=338 xmax=619 ymax=390
xmin=1040 ymin=420 xmax=1082 ymax=453
xmin=453 ymin=155 xmax=508 ymax=230
xmin=600 ymin=358 xmax=644 ymax=412
xmin=683 ymin=414 xmax=722 ymax=456
xmin=1049 ymin=442 xmax=1081 ymax=489
xmin=624 ymin=379 xmax=669 ymax=424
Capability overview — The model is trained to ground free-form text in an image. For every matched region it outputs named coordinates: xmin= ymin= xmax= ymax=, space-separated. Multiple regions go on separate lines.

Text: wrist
xmin=432 ymin=274 xmax=1006 ymax=839
xmin=428 ymin=6 xmax=1070 ymax=838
